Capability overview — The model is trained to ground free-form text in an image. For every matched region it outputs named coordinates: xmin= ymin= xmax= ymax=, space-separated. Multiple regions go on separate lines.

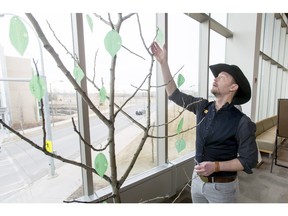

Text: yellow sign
xmin=45 ymin=140 xmax=53 ymax=153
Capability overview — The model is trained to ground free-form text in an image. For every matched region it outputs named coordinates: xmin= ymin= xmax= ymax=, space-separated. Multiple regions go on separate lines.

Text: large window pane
xmin=81 ymin=13 xmax=157 ymax=191
xmin=208 ymin=30 xmax=226 ymax=101
xmin=0 ymin=13 xmax=80 ymax=201
xmin=167 ymin=13 xmax=199 ymax=161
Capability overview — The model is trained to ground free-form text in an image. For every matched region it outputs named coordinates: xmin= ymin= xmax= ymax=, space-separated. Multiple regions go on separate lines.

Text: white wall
xmin=226 ymin=14 xmax=262 ymax=119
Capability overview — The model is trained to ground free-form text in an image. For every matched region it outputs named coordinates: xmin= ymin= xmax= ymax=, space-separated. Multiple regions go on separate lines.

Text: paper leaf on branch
xmin=176 ymin=138 xmax=186 ymax=153
xmin=86 ymin=14 xmax=93 ymax=32
xmin=29 ymin=75 xmax=46 ymax=101
xmin=99 ymin=86 xmax=107 ymax=104
xmin=9 ymin=16 xmax=29 ymax=56
xmin=177 ymin=73 xmax=185 ymax=88
xmin=104 ymin=30 xmax=122 ymax=57
xmin=94 ymin=153 xmax=108 ymax=177
xmin=73 ymin=65 xmax=85 ymax=83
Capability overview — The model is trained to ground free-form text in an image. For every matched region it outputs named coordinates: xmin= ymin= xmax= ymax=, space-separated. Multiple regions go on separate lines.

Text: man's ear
xmin=230 ymin=83 xmax=239 ymax=92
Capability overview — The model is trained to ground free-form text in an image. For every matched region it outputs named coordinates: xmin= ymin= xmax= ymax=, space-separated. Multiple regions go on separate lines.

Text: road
xmin=0 ymin=104 xmax=154 ymax=201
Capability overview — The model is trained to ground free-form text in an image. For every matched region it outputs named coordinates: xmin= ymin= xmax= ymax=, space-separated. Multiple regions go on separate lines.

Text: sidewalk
xmin=0 ymin=118 xmax=84 ymax=203
xmin=1 ymin=153 xmax=83 ymax=203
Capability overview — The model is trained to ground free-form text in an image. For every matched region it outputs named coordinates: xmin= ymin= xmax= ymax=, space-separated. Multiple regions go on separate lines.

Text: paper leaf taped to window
xmin=94 ymin=153 xmax=108 ymax=177
xmin=86 ymin=14 xmax=93 ymax=32
xmin=104 ymin=30 xmax=122 ymax=57
xmin=29 ymin=75 xmax=46 ymax=101
xmin=73 ymin=65 xmax=85 ymax=83
xmin=177 ymin=73 xmax=185 ymax=88
xmin=9 ymin=16 xmax=29 ymax=56
xmin=176 ymin=138 xmax=186 ymax=153
xmin=99 ymin=86 xmax=107 ymax=104
xmin=156 ymin=28 xmax=164 ymax=46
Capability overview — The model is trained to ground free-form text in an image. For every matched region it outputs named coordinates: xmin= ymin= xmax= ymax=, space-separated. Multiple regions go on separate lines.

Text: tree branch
xmin=0 ymin=119 xmax=112 ymax=183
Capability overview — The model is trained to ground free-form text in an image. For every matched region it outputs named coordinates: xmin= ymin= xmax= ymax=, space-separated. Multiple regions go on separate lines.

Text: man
xmin=151 ymin=42 xmax=258 ymax=203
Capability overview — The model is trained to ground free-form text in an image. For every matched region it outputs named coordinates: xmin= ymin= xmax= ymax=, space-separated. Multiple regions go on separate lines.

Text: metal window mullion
xmin=198 ymin=18 xmax=210 ymax=99
xmin=71 ymin=13 xmax=94 ymax=198
xmin=156 ymin=13 xmax=168 ymax=165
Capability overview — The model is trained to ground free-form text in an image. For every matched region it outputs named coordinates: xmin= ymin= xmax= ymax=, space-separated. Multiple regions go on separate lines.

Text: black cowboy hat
xmin=209 ymin=63 xmax=251 ymax=105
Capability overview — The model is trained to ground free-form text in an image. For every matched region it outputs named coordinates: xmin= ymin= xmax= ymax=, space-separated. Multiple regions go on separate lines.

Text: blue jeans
xmin=191 ymin=171 xmax=239 ymax=203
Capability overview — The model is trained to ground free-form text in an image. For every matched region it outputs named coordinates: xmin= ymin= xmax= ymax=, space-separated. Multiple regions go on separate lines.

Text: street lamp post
xmin=0 ymin=13 xmax=56 ymax=178
xmin=49 ymin=80 xmax=64 ymax=127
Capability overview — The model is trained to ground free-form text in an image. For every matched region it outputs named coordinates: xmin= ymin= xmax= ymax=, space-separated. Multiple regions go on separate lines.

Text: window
xmin=208 ymin=29 xmax=226 ymax=101
xmin=257 ymin=13 xmax=288 ymax=120
xmin=0 ymin=12 xmax=80 ymax=199
xmin=81 ymin=13 xmax=158 ymax=190
xmin=167 ymin=13 xmax=199 ymax=161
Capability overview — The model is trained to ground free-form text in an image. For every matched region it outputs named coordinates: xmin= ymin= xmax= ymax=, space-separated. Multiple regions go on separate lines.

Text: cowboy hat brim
xmin=209 ymin=63 xmax=251 ymax=105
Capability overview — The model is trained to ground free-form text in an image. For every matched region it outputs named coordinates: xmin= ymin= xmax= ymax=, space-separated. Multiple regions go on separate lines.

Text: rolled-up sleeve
xmin=236 ymin=115 xmax=258 ymax=174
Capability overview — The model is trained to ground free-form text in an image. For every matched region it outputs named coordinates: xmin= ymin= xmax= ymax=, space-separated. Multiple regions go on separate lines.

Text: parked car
xmin=135 ymin=109 xmax=146 ymax=115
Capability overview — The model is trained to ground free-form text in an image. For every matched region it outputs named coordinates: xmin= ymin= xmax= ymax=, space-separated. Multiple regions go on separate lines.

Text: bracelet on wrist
xmin=215 ymin=161 xmax=220 ymax=172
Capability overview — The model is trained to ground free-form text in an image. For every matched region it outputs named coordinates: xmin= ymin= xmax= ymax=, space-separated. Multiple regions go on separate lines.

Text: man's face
xmin=211 ymin=71 xmax=238 ymax=98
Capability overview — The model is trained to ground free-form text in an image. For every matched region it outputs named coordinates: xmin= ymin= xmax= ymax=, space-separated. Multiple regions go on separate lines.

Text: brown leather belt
xmin=200 ymin=175 xmax=237 ymax=183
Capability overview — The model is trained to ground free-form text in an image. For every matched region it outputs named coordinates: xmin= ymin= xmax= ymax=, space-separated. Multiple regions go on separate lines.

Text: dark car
xmin=135 ymin=109 xmax=146 ymax=115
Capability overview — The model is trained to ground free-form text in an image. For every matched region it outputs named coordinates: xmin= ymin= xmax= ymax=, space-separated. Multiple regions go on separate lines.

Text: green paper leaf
xmin=29 ymin=75 xmax=46 ymax=101
xmin=177 ymin=117 xmax=184 ymax=134
xmin=99 ymin=87 xmax=107 ymax=104
xmin=176 ymin=138 xmax=186 ymax=153
xmin=177 ymin=74 xmax=185 ymax=88
xmin=86 ymin=14 xmax=93 ymax=32
xmin=9 ymin=16 xmax=29 ymax=56
xmin=156 ymin=28 xmax=164 ymax=46
xmin=104 ymin=30 xmax=122 ymax=57
xmin=73 ymin=65 xmax=84 ymax=83
xmin=94 ymin=153 xmax=108 ymax=177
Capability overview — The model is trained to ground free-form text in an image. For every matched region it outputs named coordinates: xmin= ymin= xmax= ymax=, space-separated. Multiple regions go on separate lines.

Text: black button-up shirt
xmin=169 ymin=89 xmax=258 ymax=177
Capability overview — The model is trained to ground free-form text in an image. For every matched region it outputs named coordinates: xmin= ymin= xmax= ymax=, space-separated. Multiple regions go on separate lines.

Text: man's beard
xmin=210 ymin=88 xmax=218 ymax=97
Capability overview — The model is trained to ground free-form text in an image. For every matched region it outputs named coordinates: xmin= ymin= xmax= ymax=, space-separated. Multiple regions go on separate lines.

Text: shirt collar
xmin=212 ymin=101 xmax=233 ymax=111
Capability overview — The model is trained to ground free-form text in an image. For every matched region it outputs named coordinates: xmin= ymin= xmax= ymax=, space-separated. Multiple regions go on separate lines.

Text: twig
xmin=172 ymin=169 xmax=192 ymax=203
xmin=71 ymin=117 xmax=109 ymax=151
xmin=151 ymin=65 xmax=185 ymax=88
xmin=148 ymin=115 xmax=206 ymax=139
xmin=64 ymin=193 xmax=115 ymax=203
xmin=141 ymin=194 xmax=170 ymax=203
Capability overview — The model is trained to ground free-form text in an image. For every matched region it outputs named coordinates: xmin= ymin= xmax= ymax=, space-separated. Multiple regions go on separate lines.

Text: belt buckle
xmin=200 ymin=176 xmax=215 ymax=183
xmin=200 ymin=176 xmax=209 ymax=183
